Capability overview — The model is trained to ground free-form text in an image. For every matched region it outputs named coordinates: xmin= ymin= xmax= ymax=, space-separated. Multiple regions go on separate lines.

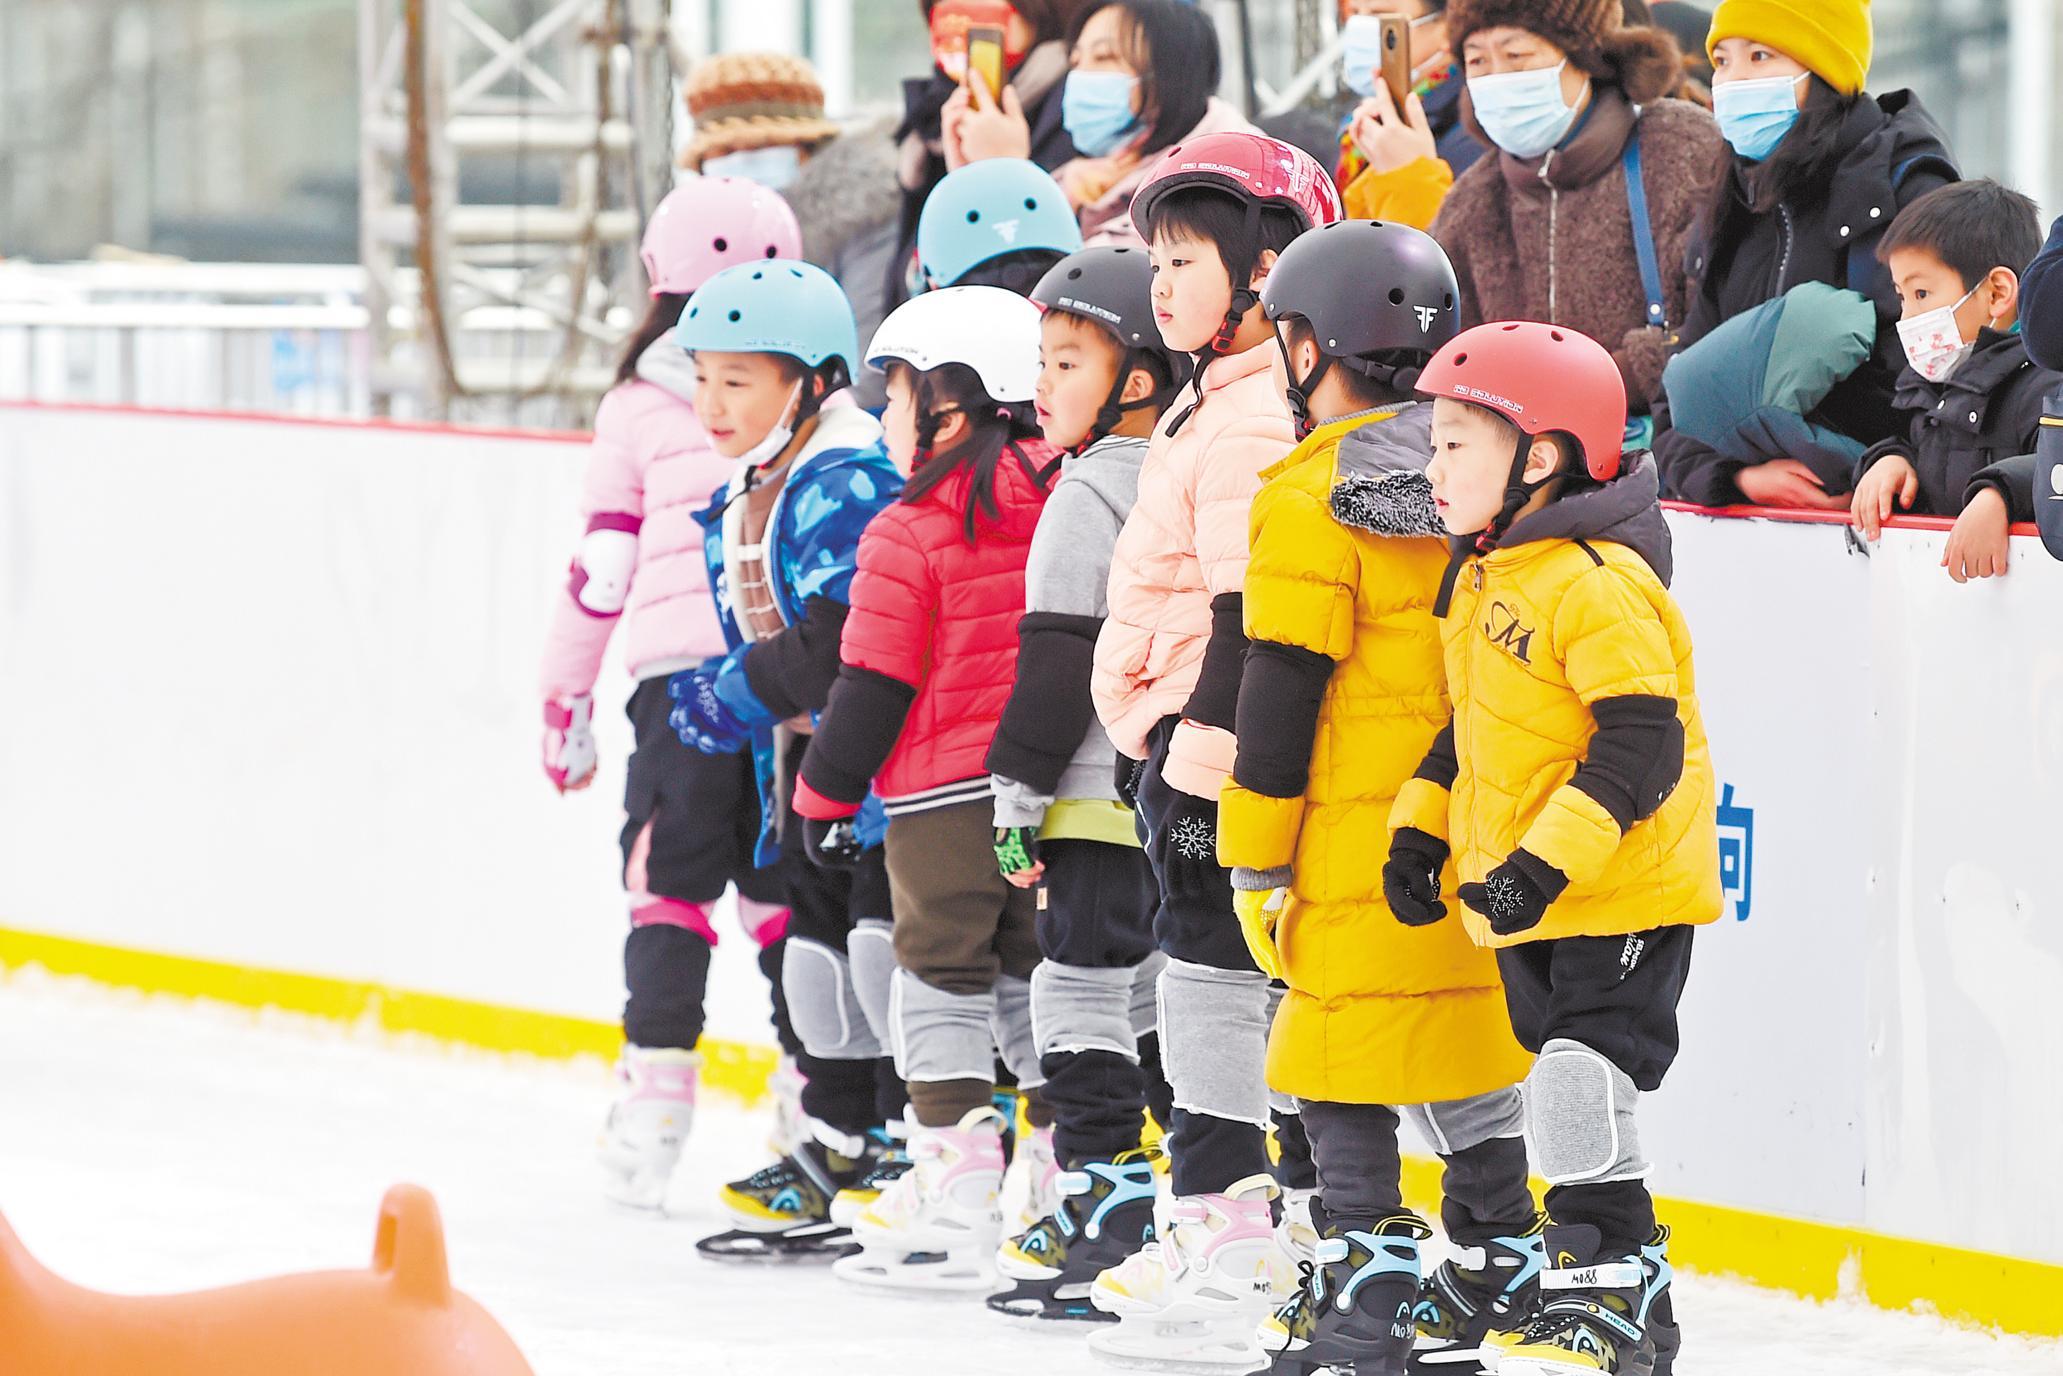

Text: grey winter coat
xmin=785 ymin=117 xmax=902 ymax=411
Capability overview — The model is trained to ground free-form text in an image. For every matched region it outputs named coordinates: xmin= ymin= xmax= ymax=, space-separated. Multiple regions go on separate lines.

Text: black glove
xmin=1383 ymin=827 xmax=1451 ymax=927
xmin=1155 ymin=785 xmax=1222 ymax=903
xmin=994 ymin=826 xmax=1041 ymax=880
xmin=1113 ymin=753 xmax=1145 ymax=809
xmin=1457 ymin=850 xmax=1570 ymax=937
xmin=804 ymin=816 xmax=865 ymax=871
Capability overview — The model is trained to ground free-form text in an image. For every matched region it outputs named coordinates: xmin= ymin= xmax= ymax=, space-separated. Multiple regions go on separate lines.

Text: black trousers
xmin=1498 ymin=925 xmax=1695 ymax=1259
xmin=1298 ymin=1100 xmax=1533 ymax=1244
xmin=1035 ymin=839 xmax=1170 ymax=1165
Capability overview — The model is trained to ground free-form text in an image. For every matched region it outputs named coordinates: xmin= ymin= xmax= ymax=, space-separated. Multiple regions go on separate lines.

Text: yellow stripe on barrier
xmin=1397 ymin=1157 xmax=2063 ymax=1339
xmin=3 ymin=925 xmax=2058 ymax=1339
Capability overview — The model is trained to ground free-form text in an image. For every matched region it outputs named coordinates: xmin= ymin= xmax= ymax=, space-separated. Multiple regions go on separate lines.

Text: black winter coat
xmin=2021 ymin=214 xmax=2063 ymax=372
xmin=1657 ymin=90 xmax=1958 ymax=506
xmin=1854 ymin=329 xmax=2063 ymax=516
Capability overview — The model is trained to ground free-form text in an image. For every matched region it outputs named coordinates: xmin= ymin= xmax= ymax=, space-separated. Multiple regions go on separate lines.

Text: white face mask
xmin=1895 ymin=283 xmax=1982 ymax=384
xmin=738 ymin=380 xmax=806 ymax=467
xmin=704 ymin=145 xmax=803 ymax=191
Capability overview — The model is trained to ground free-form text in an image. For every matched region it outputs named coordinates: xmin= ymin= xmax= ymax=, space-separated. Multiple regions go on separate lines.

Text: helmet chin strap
xmin=1275 ymin=330 xmax=1336 ymax=442
xmin=1434 ymin=430 xmax=1537 ymax=619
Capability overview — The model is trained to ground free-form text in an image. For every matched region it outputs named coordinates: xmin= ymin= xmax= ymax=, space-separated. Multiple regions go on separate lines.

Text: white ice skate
xmin=766 ymin=1053 xmax=807 ymax=1157
xmin=1087 ymin=1174 xmax=1290 ymax=1372
xmin=1276 ymin=1186 xmax=1319 ymax=1271
xmin=1012 ymin=1123 xmax=1061 ymax=1231
xmin=595 ymin=1046 xmax=699 ymax=1211
xmin=832 ymin=1105 xmax=1006 ymax=1294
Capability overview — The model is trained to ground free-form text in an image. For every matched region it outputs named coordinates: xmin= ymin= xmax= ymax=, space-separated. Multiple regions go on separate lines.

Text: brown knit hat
xmin=1445 ymin=0 xmax=1684 ymax=104
xmin=681 ymin=52 xmax=842 ymax=171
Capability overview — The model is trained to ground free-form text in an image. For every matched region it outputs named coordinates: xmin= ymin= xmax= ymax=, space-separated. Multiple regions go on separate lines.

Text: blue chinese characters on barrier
xmin=1716 ymin=783 xmax=1753 ymax=922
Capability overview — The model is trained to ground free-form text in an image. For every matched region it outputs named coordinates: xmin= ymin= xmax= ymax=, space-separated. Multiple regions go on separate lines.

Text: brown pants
xmin=885 ymin=799 xmax=1040 ymax=994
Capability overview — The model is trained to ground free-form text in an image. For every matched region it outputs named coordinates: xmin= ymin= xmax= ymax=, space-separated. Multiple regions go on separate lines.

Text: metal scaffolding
xmin=357 ymin=0 xmax=677 ymax=422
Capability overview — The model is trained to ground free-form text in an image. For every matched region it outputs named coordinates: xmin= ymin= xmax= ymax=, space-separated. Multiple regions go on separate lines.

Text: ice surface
xmin=0 ymin=971 xmax=2056 ymax=1376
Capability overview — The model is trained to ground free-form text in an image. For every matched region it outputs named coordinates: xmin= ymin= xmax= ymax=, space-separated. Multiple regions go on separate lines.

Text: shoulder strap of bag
xmin=1623 ymin=118 xmax=1667 ymax=334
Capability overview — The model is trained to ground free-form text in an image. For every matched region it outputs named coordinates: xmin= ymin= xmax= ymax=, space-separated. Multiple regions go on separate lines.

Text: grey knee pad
xmin=782 ymin=938 xmax=885 ymax=1060
xmin=848 ymin=918 xmax=897 ymax=1046
xmin=990 ymin=972 xmax=1044 ymax=1090
xmin=1129 ymin=951 xmax=1166 ymax=1039
xmin=1157 ymin=958 xmax=1272 ymax=1129
xmin=1032 ymin=961 xmax=1139 ymax=1064
xmin=889 ymin=968 xmax=997 ymax=1085
xmin=1524 ymin=1038 xmax=1647 ymax=1185
xmin=1404 ymin=1085 xmax=1526 ymax=1158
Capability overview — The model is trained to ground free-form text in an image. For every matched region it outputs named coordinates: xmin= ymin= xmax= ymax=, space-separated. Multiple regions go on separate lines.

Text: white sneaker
xmin=596 ymin=1046 xmax=698 ymax=1210
xmin=834 ymin=1106 xmax=1007 ymax=1293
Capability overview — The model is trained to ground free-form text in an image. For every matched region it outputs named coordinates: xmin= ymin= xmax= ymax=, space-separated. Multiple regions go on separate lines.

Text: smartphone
xmin=1378 ymin=14 xmax=1412 ymax=108
xmin=966 ymin=24 xmax=1006 ymax=103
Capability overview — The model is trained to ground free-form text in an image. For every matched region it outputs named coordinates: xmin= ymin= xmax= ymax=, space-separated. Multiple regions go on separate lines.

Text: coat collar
xmin=1498 ymin=86 xmax=1635 ymax=195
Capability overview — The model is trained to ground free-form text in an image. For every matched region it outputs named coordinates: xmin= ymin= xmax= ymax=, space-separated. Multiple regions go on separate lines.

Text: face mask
xmin=1896 ymin=282 xmax=1982 ymax=383
xmin=1063 ymin=69 xmax=1142 ymax=157
xmin=738 ymin=380 xmax=806 ymax=467
xmin=703 ymin=145 xmax=802 ymax=191
xmin=1340 ymin=13 xmax=1441 ymax=100
xmin=1712 ymin=72 xmax=1805 ymax=162
xmin=1467 ymin=61 xmax=1581 ymax=159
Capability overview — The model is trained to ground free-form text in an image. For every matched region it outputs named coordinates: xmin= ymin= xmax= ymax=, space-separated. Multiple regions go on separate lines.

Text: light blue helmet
xmin=916 ymin=158 xmax=1083 ymax=289
xmin=673 ymin=259 xmax=860 ymax=384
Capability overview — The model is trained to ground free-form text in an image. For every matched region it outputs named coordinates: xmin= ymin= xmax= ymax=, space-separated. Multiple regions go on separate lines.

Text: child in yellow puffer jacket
xmin=1220 ymin=221 xmax=1539 ymax=1376
xmin=1395 ymin=320 xmax=1721 ymax=1376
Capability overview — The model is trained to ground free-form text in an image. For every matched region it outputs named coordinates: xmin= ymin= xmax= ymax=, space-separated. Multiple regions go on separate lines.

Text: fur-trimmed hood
xmin=786 ymin=116 xmax=903 ymax=265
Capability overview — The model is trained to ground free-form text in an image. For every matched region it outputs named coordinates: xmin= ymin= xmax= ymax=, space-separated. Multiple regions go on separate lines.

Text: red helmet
xmin=1129 ymin=131 xmax=1345 ymax=239
xmin=1417 ymin=321 xmax=1627 ymax=481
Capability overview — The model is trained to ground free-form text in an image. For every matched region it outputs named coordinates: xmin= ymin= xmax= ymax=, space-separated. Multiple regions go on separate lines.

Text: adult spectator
xmin=1424 ymin=0 xmax=1723 ymax=418
xmin=890 ymin=1 xmax=1095 ymax=305
xmin=2022 ymin=213 xmax=2063 ymax=371
xmin=1655 ymin=0 xmax=1957 ymax=508
xmin=1334 ymin=0 xmax=1485 ymax=213
xmin=944 ymin=0 xmax=1256 ymax=249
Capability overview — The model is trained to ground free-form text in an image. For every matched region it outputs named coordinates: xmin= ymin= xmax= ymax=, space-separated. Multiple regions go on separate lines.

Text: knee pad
xmin=990 ymin=973 xmax=1044 ymax=1090
xmin=782 ymin=938 xmax=884 ymax=1061
xmin=1524 ymin=1038 xmax=1647 ymax=1186
xmin=1031 ymin=961 xmax=1139 ymax=1062
xmin=736 ymin=897 xmax=790 ymax=948
xmin=889 ymin=968 xmax=997 ymax=1085
xmin=1404 ymin=1085 xmax=1526 ymax=1158
xmin=1156 ymin=958 xmax=1272 ymax=1129
xmin=848 ymin=918 xmax=897 ymax=1043
xmin=1129 ymin=951 xmax=1166 ymax=1039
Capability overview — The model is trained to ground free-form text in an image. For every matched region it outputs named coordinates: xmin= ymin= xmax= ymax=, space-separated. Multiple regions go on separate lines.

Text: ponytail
xmin=900 ymin=362 xmax=1049 ymax=542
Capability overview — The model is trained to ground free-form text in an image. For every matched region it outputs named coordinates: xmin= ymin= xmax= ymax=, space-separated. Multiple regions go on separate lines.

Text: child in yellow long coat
xmin=1217 ymin=221 xmax=1538 ymax=1376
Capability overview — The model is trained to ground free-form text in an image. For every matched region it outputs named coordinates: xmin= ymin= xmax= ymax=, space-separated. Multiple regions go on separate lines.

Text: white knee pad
xmin=1157 ymin=958 xmax=1272 ymax=1129
xmin=1524 ymin=1038 xmax=1647 ymax=1186
xmin=782 ymin=938 xmax=884 ymax=1061
xmin=848 ymin=918 xmax=897 ymax=1045
xmin=1129 ymin=950 xmax=1166 ymax=1039
xmin=889 ymin=968 xmax=997 ymax=1085
xmin=1404 ymin=1086 xmax=1526 ymax=1157
xmin=990 ymin=973 xmax=1044 ymax=1090
xmin=1031 ymin=961 xmax=1139 ymax=1062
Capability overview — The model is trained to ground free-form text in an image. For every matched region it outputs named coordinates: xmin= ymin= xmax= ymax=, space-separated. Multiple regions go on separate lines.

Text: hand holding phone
xmin=966 ymin=24 xmax=1006 ymax=105
xmin=1377 ymin=14 xmax=1412 ymax=109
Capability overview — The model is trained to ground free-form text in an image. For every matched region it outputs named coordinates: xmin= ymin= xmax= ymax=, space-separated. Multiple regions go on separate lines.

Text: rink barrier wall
xmin=5 ymin=403 xmax=2063 ymax=1341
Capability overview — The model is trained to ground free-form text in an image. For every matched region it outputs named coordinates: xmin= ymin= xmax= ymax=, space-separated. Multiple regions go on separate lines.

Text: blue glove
xmin=667 ymin=666 xmax=750 ymax=754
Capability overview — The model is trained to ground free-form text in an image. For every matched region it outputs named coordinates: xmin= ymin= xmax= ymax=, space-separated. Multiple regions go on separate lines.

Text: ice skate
xmin=694 ymin=1129 xmax=865 ymax=1264
xmin=1276 ymin=1187 xmax=1320 ymax=1272
xmin=1495 ymin=1225 xmax=1675 ymax=1376
xmin=1410 ymin=1218 xmax=1545 ymax=1370
xmin=1012 ymin=1123 xmax=1061 ymax=1231
xmin=832 ymin=1106 xmax=1006 ymax=1293
xmin=1087 ymin=1174 xmax=1289 ymax=1372
xmin=987 ymin=1153 xmax=1159 ymax=1323
xmin=595 ymin=1046 xmax=698 ymax=1211
xmin=1258 ymin=1215 xmax=1430 ymax=1376
xmin=766 ymin=1053 xmax=807 ymax=1156
xmin=830 ymin=1127 xmax=910 ymax=1228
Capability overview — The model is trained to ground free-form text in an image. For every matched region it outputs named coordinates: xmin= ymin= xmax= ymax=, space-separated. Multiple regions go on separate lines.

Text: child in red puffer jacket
xmin=793 ymin=284 xmax=1058 ymax=1293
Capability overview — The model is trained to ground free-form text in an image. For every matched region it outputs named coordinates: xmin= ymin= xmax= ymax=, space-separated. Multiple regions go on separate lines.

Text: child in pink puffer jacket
xmin=537 ymin=178 xmax=809 ymax=1211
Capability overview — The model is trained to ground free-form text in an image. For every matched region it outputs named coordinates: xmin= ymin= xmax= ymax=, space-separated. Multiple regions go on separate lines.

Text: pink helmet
xmin=1129 ymin=131 xmax=1345 ymax=239
xmin=639 ymin=177 xmax=803 ymax=297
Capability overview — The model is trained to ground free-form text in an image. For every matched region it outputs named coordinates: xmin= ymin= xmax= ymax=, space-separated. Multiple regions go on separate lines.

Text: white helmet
xmin=865 ymin=286 xmax=1042 ymax=404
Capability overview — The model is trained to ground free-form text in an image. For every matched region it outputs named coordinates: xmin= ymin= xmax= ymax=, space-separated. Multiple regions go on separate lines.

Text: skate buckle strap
xmin=1540 ymin=1259 xmax=1643 ymax=1291
xmin=1057 ymin=1170 xmax=1094 ymax=1197
xmin=1534 ymin=1293 xmax=1646 ymax=1348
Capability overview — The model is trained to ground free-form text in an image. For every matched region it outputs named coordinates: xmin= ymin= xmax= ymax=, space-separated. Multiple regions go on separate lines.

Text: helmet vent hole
xmin=1388 ymin=288 xmax=1405 ymax=305
xmin=967 ymin=209 xmax=981 ymax=223
xmin=1550 ymin=329 xmax=1565 ymax=341
xmin=687 ymin=307 xmax=698 ymax=318
xmin=1444 ymin=292 xmax=1455 ymax=309
xmin=752 ymin=270 xmax=764 ymax=280
xmin=789 ymin=268 xmax=804 ymax=278
xmin=1500 ymin=323 xmax=1520 ymax=332
xmin=713 ymin=237 xmax=728 ymax=252
xmin=727 ymin=310 xmax=742 ymax=323
xmin=1024 ymin=197 xmax=1037 ymax=210
xmin=1453 ymin=352 xmax=1468 ymax=365
xmin=764 ymin=245 xmax=777 ymax=258
xmin=1067 ymin=268 xmax=1083 ymax=280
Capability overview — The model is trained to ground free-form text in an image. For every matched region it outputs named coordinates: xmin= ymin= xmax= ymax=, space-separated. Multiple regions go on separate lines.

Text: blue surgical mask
xmin=1713 ymin=73 xmax=1806 ymax=161
xmin=1467 ymin=61 xmax=1582 ymax=160
xmin=703 ymin=144 xmax=803 ymax=191
xmin=1063 ymin=69 xmax=1142 ymax=157
xmin=1340 ymin=13 xmax=1440 ymax=100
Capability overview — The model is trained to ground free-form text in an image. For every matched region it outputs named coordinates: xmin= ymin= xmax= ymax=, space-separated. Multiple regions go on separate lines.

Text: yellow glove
xmin=1232 ymin=887 xmax=1290 ymax=982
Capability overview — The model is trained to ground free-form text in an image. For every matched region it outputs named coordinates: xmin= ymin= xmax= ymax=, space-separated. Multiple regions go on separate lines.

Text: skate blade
xmin=1087 ymin=1321 xmax=1269 ymax=1374
xmin=832 ymin=1247 xmax=995 ymax=1294
xmin=1410 ymin=1343 xmax=1492 ymax=1369
xmin=986 ymin=1281 xmax=1118 ymax=1325
xmin=695 ymin=1227 xmax=857 ymax=1265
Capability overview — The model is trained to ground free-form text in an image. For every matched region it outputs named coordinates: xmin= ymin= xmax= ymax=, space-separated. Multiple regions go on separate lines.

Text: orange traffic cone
xmin=0 ymin=1183 xmax=535 ymax=1375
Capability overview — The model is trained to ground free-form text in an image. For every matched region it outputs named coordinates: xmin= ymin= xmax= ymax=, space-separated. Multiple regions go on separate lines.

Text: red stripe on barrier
xmin=0 ymin=398 xmax=589 ymax=445
xmin=1662 ymin=499 xmax=2039 ymax=539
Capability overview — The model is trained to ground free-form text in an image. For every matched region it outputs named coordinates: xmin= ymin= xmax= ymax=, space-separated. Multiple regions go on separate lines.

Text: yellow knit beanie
xmin=1707 ymin=0 xmax=1872 ymax=95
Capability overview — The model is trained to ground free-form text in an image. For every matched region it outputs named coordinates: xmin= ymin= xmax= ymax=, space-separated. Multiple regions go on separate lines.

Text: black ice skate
xmin=1258 ymin=1215 xmax=1431 ymax=1376
xmin=986 ymin=1153 xmax=1158 ymax=1322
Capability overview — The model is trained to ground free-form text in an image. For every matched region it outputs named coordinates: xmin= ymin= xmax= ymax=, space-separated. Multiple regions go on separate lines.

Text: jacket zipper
xmin=1539 ymin=154 xmax=1560 ymax=322
xmin=1775 ymin=203 xmax=1794 ymax=295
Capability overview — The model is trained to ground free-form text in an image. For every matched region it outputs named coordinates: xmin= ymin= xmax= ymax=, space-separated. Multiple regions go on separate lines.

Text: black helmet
xmin=1032 ymin=246 xmax=1192 ymax=448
